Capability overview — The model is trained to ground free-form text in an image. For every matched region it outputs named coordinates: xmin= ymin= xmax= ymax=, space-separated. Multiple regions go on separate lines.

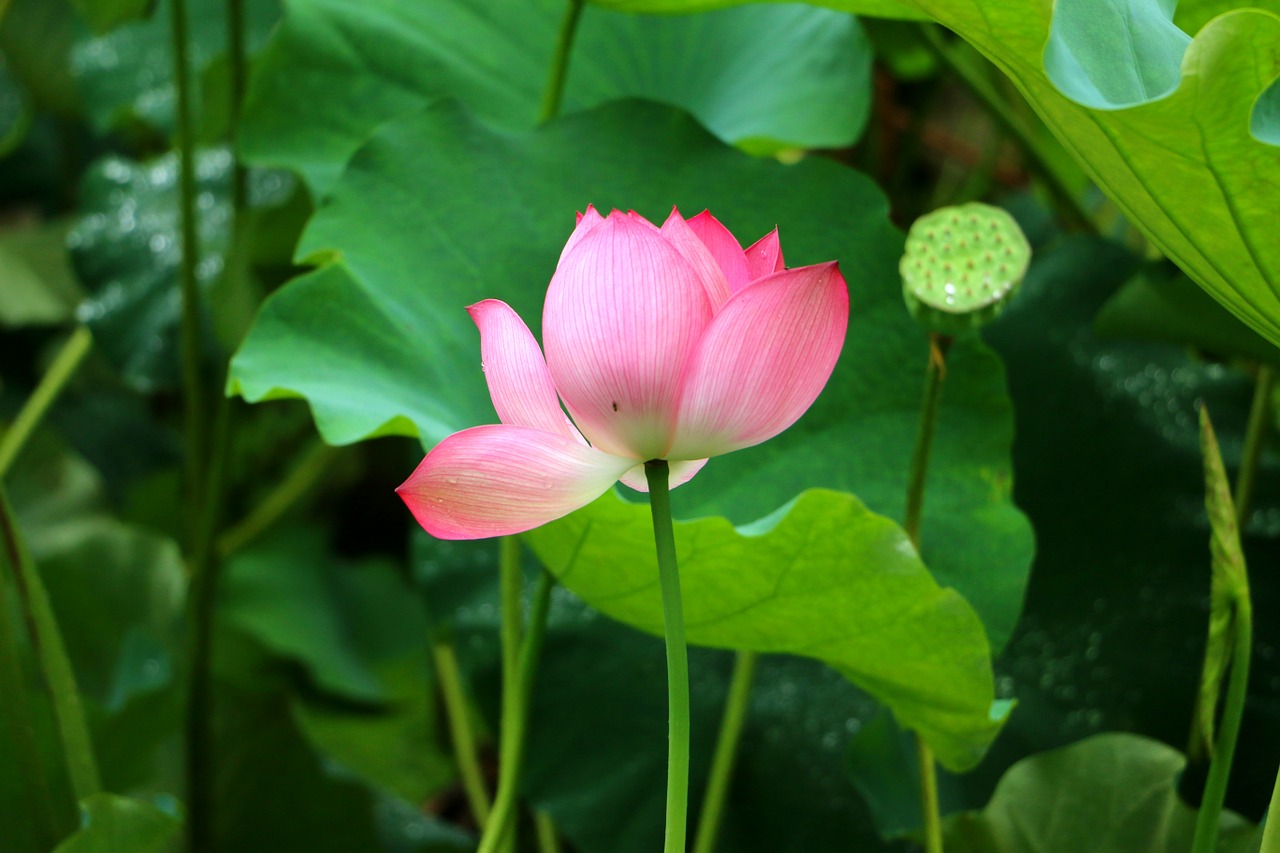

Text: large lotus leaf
xmin=229 ymin=100 xmax=1033 ymax=655
xmin=595 ymin=0 xmax=1280 ymax=349
xmin=944 ymin=733 xmax=1259 ymax=853
xmin=239 ymin=0 xmax=872 ymax=196
xmin=416 ymin=537 xmax=893 ymax=852
xmin=68 ymin=149 xmax=294 ymax=391
xmin=525 ymin=488 xmax=998 ymax=771
xmin=69 ymin=0 xmax=280 ymax=136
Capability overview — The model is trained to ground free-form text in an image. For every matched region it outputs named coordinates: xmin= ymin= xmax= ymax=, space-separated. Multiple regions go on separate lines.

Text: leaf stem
xmin=432 ymin=638 xmax=492 ymax=827
xmin=645 ymin=459 xmax=691 ymax=853
xmin=226 ymin=0 xmax=247 ymax=213
xmin=216 ymin=441 xmax=339 ymax=558
xmin=1190 ymin=594 xmax=1252 ymax=853
xmin=538 ymin=0 xmax=585 ymax=124
xmin=916 ymin=24 xmax=1095 ymax=234
xmin=1233 ymin=364 xmax=1274 ymax=523
xmin=478 ymin=563 xmax=558 ymax=853
xmin=0 ymin=327 xmax=93 ymax=480
xmin=0 ymin=508 xmax=67 ymax=847
xmin=170 ymin=0 xmax=207 ymax=548
xmin=904 ymin=332 xmax=950 ymax=853
xmin=0 ymin=489 xmax=100 ymax=800
xmin=534 ymin=811 xmax=563 ymax=853
xmin=1260 ymin=762 xmax=1280 ymax=853
xmin=692 ymin=650 xmax=758 ymax=853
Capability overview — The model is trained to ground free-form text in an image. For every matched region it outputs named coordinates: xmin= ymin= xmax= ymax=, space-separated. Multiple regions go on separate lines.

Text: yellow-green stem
xmin=216 ymin=441 xmax=339 ymax=558
xmin=1233 ymin=365 xmax=1275 ymax=523
xmin=1190 ymin=595 xmax=1252 ymax=853
xmin=1260 ymin=762 xmax=1280 ymax=853
xmin=0 ymin=327 xmax=93 ymax=480
xmin=535 ymin=811 xmax=563 ymax=853
xmin=692 ymin=650 xmax=758 ymax=853
xmin=904 ymin=334 xmax=949 ymax=853
xmin=478 ymin=567 xmax=557 ymax=853
xmin=432 ymin=639 xmax=491 ymax=826
xmin=646 ymin=459 xmax=691 ymax=853
xmin=538 ymin=0 xmax=584 ymax=124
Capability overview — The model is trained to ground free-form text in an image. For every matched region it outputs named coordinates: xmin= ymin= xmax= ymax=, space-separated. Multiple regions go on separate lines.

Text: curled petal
xmin=744 ymin=229 xmax=785 ymax=281
xmin=669 ymin=262 xmax=848 ymax=459
xmin=397 ymin=425 xmax=634 ymax=539
xmin=618 ymin=458 xmax=709 ymax=493
xmin=544 ymin=212 xmax=712 ymax=459
xmin=661 ymin=209 xmax=731 ymax=309
xmin=558 ymin=204 xmax=606 ymax=265
xmin=687 ymin=210 xmax=752 ymax=296
xmin=467 ymin=299 xmax=579 ymax=442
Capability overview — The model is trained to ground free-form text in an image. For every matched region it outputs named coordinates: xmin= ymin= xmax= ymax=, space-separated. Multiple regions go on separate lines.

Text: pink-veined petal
xmin=618 ymin=458 xmax=709 ymax=493
xmin=467 ymin=299 xmax=579 ymax=442
xmin=687 ymin=210 xmax=752 ymax=296
xmin=544 ymin=212 xmax=712 ymax=460
xmin=397 ymin=425 xmax=634 ymax=540
xmin=669 ymin=262 xmax=848 ymax=459
xmin=660 ymin=209 xmax=731 ymax=309
xmin=558 ymin=204 xmax=606 ymax=265
xmin=744 ymin=229 xmax=785 ymax=281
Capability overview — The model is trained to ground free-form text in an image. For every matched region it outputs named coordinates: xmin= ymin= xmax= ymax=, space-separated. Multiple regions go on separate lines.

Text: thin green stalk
xmin=0 ymin=524 xmax=66 ymax=847
xmin=170 ymin=0 xmax=206 ymax=547
xmin=432 ymin=639 xmax=492 ymax=827
xmin=646 ymin=459 xmax=691 ymax=853
xmin=478 ymin=567 xmax=557 ymax=853
xmin=917 ymin=24 xmax=1095 ymax=234
xmin=0 ymin=489 xmax=100 ymax=800
xmin=226 ymin=0 xmax=248 ymax=213
xmin=1260 ymin=763 xmax=1280 ymax=853
xmin=0 ymin=327 xmax=93 ymax=480
xmin=1190 ymin=595 xmax=1252 ymax=853
xmin=538 ymin=0 xmax=585 ymax=123
xmin=534 ymin=811 xmax=563 ymax=853
xmin=692 ymin=650 xmax=758 ymax=853
xmin=1233 ymin=365 xmax=1275 ymax=523
xmin=185 ymin=392 xmax=232 ymax=853
xmin=496 ymin=536 xmax=523 ymax=853
xmin=216 ymin=441 xmax=339 ymax=558
xmin=904 ymin=333 xmax=950 ymax=853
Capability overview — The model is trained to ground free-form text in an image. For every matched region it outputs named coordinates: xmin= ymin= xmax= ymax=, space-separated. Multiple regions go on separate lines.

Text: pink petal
xmin=544 ymin=212 xmax=712 ymax=460
xmin=745 ymin=229 xmax=785 ymax=281
xmin=467 ymin=299 xmax=580 ymax=442
xmin=687 ymin=210 xmax=752 ymax=296
xmin=558 ymin=204 xmax=605 ymax=265
xmin=660 ymin=209 xmax=731 ymax=309
xmin=618 ymin=458 xmax=709 ymax=493
xmin=668 ymin=262 xmax=849 ymax=459
xmin=397 ymin=424 xmax=634 ymax=539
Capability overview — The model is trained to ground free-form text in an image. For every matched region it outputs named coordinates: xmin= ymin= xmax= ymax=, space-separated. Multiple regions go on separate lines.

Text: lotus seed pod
xmin=900 ymin=203 xmax=1031 ymax=335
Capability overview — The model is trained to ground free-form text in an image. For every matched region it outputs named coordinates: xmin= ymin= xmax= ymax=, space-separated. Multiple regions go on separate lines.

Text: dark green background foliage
xmin=1 ymin=0 xmax=1279 ymax=850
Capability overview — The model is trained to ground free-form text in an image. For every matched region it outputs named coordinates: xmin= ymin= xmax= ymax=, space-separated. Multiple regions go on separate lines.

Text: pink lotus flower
xmin=398 ymin=207 xmax=849 ymax=539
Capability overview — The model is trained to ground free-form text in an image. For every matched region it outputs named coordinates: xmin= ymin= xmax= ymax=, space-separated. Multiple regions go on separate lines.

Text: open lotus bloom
xmin=398 ymin=207 xmax=849 ymax=539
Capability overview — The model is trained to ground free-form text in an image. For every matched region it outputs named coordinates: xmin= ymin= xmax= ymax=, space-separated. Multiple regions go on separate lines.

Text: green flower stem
xmin=0 ymin=505 xmax=67 ymax=847
xmin=1260 ymin=763 xmax=1280 ymax=853
xmin=0 ymin=326 xmax=93 ymax=480
xmin=0 ymin=489 xmax=101 ymax=801
xmin=185 ymin=393 xmax=233 ymax=853
xmin=1191 ymin=593 xmax=1253 ymax=853
xmin=170 ymin=0 xmax=207 ymax=548
xmin=479 ymin=563 xmax=558 ymax=853
xmin=538 ymin=0 xmax=585 ymax=124
xmin=495 ymin=536 xmax=523 ymax=853
xmin=692 ymin=650 xmax=759 ymax=853
xmin=916 ymin=24 xmax=1094 ymax=234
xmin=904 ymin=333 xmax=951 ymax=853
xmin=645 ymin=459 xmax=692 ymax=853
xmin=1233 ymin=364 xmax=1275 ymax=522
xmin=534 ymin=811 xmax=563 ymax=853
xmin=216 ymin=441 xmax=339 ymax=558
xmin=227 ymin=0 xmax=247 ymax=212
xmin=432 ymin=639 xmax=492 ymax=827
